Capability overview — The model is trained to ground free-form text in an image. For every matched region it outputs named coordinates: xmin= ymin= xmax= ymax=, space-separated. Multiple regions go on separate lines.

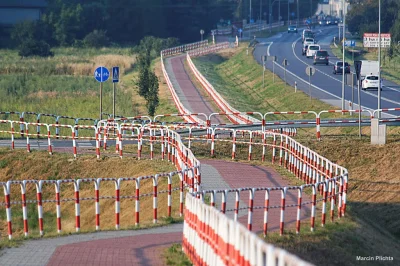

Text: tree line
xmin=347 ymin=0 xmax=400 ymax=42
xmin=4 ymin=0 xmax=322 ymax=56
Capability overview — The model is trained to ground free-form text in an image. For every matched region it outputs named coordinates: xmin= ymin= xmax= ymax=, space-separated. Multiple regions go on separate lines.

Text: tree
xmin=18 ymin=39 xmax=54 ymax=57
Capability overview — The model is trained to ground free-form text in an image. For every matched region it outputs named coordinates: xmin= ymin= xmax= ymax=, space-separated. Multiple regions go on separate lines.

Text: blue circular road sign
xmin=94 ymin=67 xmax=110 ymax=83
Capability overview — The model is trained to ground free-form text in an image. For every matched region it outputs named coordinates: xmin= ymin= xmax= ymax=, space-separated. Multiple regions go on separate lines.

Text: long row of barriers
xmin=4 ymin=106 xmax=400 ymax=141
xmin=187 ymin=45 xmax=260 ymax=126
xmin=0 ymin=117 xmax=348 ymax=265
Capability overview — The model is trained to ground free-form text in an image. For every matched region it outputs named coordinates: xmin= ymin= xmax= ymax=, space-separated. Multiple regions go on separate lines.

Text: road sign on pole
xmin=94 ymin=66 xmax=110 ymax=120
xmin=112 ymin=67 xmax=119 ymax=119
xmin=94 ymin=67 xmax=110 ymax=83
xmin=112 ymin=67 xmax=119 ymax=83
xmin=305 ymin=66 xmax=316 ymax=104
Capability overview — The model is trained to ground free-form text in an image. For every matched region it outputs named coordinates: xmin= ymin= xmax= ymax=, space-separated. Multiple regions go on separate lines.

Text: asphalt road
xmin=253 ymin=26 xmax=400 ymax=117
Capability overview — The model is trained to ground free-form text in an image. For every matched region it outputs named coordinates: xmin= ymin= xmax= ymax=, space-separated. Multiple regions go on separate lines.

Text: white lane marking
xmin=291 ymin=37 xmax=400 ymax=106
xmin=265 ymin=41 xmax=391 ymax=116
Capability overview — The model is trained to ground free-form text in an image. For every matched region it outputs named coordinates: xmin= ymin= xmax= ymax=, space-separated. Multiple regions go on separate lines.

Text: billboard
xmin=363 ymin=33 xmax=391 ymax=48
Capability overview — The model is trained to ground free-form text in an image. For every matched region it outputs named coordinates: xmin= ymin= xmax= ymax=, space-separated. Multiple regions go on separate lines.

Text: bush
xmin=83 ymin=30 xmax=109 ymax=48
xmin=18 ymin=39 xmax=54 ymax=57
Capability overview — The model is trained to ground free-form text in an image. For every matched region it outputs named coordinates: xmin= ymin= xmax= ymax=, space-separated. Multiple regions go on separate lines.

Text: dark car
xmin=313 ymin=50 xmax=329 ymax=65
xmin=333 ymin=61 xmax=350 ymax=74
xmin=288 ymin=25 xmax=297 ymax=33
xmin=302 ymin=45 xmax=309 ymax=56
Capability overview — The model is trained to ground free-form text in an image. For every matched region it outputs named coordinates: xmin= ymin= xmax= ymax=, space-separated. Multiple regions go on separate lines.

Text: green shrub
xmin=83 ymin=30 xmax=109 ymax=48
xmin=18 ymin=39 xmax=54 ymax=57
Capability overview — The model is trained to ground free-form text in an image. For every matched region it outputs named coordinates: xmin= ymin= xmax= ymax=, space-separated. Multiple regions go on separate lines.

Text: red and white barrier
xmin=183 ymin=193 xmax=313 ymax=266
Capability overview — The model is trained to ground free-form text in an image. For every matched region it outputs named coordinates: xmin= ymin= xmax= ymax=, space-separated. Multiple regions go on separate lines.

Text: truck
xmin=360 ymin=60 xmax=380 ymax=90
xmin=360 ymin=60 xmax=379 ymax=79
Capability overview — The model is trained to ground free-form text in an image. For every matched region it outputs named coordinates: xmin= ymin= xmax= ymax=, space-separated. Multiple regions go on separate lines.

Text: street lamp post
xmin=250 ymin=0 xmax=252 ymax=23
xmin=200 ymin=29 xmax=204 ymax=41
xmin=297 ymin=0 xmax=299 ymax=26
xmin=378 ymin=0 xmax=381 ymax=118
xmin=341 ymin=0 xmax=346 ymax=110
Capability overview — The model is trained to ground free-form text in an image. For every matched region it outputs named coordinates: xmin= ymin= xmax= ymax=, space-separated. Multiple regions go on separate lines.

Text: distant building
xmin=0 ymin=0 xmax=47 ymax=26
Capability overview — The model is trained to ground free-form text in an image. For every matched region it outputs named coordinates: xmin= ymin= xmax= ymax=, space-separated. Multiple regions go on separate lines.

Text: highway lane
xmin=254 ymin=26 xmax=400 ymax=116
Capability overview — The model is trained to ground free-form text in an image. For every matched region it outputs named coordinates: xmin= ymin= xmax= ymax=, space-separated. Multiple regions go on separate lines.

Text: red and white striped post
xmin=272 ymin=135 xmax=277 ymax=163
xmin=263 ymin=189 xmax=270 ymax=237
xmin=248 ymin=188 xmax=255 ymax=231
xmin=248 ymin=131 xmax=253 ymax=161
xmin=296 ymin=187 xmax=302 ymax=234
xmin=316 ymin=116 xmax=321 ymax=140
xmin=96 ymin=128 xmax=101 ymax=159
xmin=26 ymin=124 xmax=30 ymax=153
xmin=161 ymin=129 xmax=165 ymax=160
xmin=188 ymin=127 xmax=192 ymax=149
xmin=36 ymin=180 xmax=44 ymax=236
xmin=115 ymin=180 xmax=120 ymax=230
xmin=210 ymin=191 xmax=216 ymax=207
xmin=20 ymin=181 xmax=28 ymax=237
xmin=234 ymin=190 xmax=240 ymax=221
xmin=118 ymin=129 xmax=123 ymax=159
xmin=280 ymin=188 xmax=287 ymax=236
xmin=279 ymin=135 xmax=284 ymax=165
xmin=55 ymin=181 xmax=61 ymax=234
xmin=72 ymin=129 xmax=77 ymax=159
xmin=232 ymin=130 xmax=237 ymax=160
xmin=150 ymin=129 xmax=154 ymax=160
xmin=3 ymin=182 xmax=12 ymax=239
xmin=94 ymin=179 xmax=100 ymax=230
xmin=310 ymin=184 xmax=317 ymax=232
xmin=322 ymin=180 xmax=328 ymax=227
xmin=211 ymin=129 xmax=215 ymax=156
xmin=221 ymin=190 xmax=227 ymax=214
xmin=135 ymin=178 xmax=140 ymax=226
xmin=74 ymin=181 xmax=81 ymax=232
xmin=261 ymin=132 xmax=266 ymax=162
xmin=153 ymin=174 xmax=159 ymax=224
xmin=168 ymin=173 xmax=172 ymax=217
xmin=11 ymin=122 xmax=15 ymax=150
xmin=179 ymin=171 xmax=184 ymax=217
xmin=330 ymin=179 xmax=335 ymax=222
xmin=47 ymin=125 xmax=52 ymax=155
xmin=342 ymin=173 xmax=348 ymax=216
xmin=103 ymin=126 xmax=108 ymax=150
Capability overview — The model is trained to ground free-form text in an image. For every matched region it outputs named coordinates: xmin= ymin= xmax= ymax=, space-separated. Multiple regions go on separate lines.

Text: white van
xmin=306 ymin=44 xmax=320 ymax=58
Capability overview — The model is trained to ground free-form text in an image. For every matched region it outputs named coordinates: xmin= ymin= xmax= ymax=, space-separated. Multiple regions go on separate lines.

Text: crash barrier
xmin=161 ymin=40 xmax=208 ymax=57
xmin=187 ymin=52 xmax=259 ymax=125
xmin=183 ymin=194 xmax=313 ymax=266
xmin=0 ymin=124 xmax=201 ymax=239
xmin=160 ymin=55 xmax=203 ymax=124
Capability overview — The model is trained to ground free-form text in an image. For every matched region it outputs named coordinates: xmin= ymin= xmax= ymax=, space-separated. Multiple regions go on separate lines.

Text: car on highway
xmin=302 ymin=44 xmax=309 ymax=56
xmin=313 ymin=50 xmax=329 ymax=65
xmin=288 ymin=25 xmax=297 ymax=33
xmin=362 ymin=75 xmax=381 ymax=90
xmin=306 ymin=44 xmax=320 ymax=58
xmin=303 ymin=38 xmax=315 ymax=46
xmin=333 ymin=61 xmax=350 ymax=74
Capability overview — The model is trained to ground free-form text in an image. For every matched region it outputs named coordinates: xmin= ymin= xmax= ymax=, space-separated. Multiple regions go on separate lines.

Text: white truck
xmin=360 ymin=60 xmax=380 ymax=90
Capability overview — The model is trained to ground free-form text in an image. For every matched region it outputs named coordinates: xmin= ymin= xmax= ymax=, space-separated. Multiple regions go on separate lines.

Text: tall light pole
xmin=250 ymin=0 xmax=252 ymax=22
xmin=279 ymin=0 xmax=281 ymax=23
xmin=378 ymin=0 xmax=381 ymax=118
xmin=297 ymin=0 xmax=299 ymax=26
xmin=287 ymin=0 xmax=290 ymax=25
xmin=341 ymin=0 xmax=346 ymax=110
xmin=260 ymin=0 xmax=262 ymax=22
